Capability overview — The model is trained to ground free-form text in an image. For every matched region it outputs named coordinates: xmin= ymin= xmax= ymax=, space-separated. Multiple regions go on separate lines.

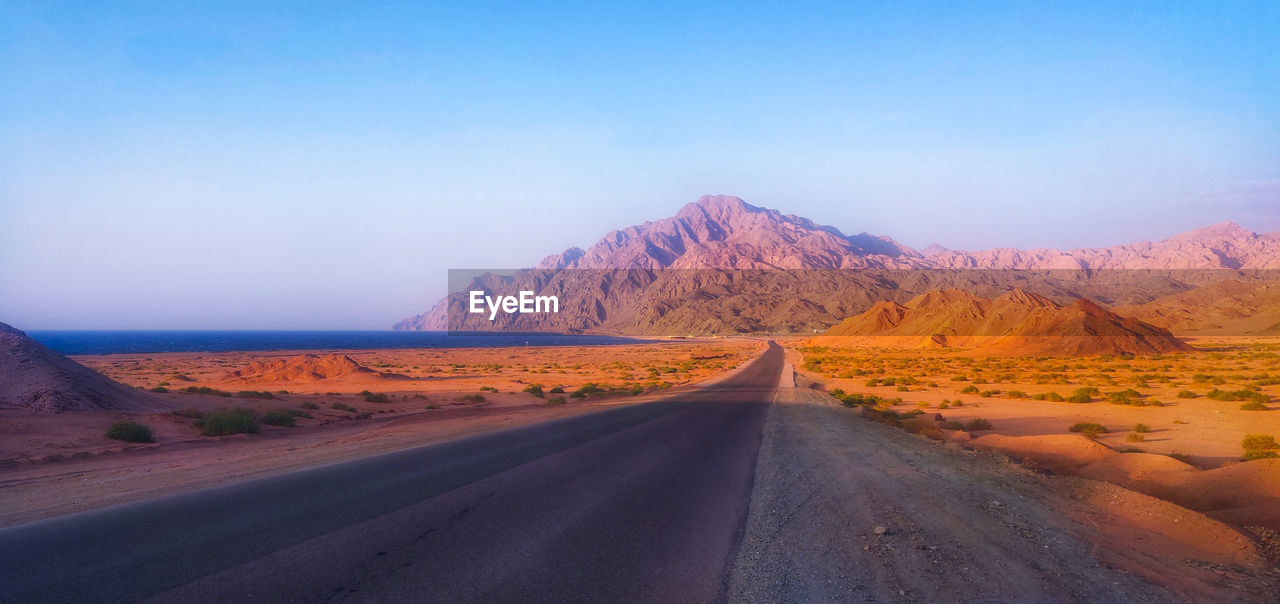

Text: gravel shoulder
xmin=729 ymin=381 xmax=1280 ymax=602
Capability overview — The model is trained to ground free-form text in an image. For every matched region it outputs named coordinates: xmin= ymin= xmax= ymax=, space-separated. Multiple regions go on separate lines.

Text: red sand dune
xmin=221 ymin=353 xmax=410 ymax=384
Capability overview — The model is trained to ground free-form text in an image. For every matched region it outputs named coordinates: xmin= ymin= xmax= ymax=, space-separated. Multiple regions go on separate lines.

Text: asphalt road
xmin=0 ymin=342 xmax=784 ymax=603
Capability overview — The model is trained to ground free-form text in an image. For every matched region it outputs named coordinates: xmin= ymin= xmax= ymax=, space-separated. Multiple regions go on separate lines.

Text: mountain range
xmin=395 ymin=195 xmax=1280 ymax=337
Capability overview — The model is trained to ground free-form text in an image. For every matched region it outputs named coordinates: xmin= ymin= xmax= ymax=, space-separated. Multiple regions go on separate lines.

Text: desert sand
xmin=791 ymin=338 xmax=1280 ymax=539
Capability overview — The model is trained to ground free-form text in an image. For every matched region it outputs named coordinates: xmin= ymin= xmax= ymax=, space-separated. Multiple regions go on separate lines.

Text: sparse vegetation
xmin=1069 ymin=422 xmax=1108 ymax=439
xmin=106 ymin=420 xmax=154 ymax=443
xmin=263 ymin=409 xmax=305 ymax=427
xmin=1068 ymin=387 xmax=1100 ymax=404
xmin=461 ymin=394 xmax=486 ymax=403
xmin=964 ymin=418 xmax=992 ymax=431
xmin=571 ymin=383 xmax=605 ymax=398
xmin=1242 ymin=434 xmax=1278 ymax=460
xmin=182 ymin=386 xmax=232 ymax=397
xmin=360 ymin=391 xmax=391 ymax=403
xmin=194 ymin=408 xmax=260 ymax=436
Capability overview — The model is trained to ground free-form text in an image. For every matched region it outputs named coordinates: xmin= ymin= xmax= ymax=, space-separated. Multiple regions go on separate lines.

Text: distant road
xmin=0 ymin=343 xmax=785 ymax=603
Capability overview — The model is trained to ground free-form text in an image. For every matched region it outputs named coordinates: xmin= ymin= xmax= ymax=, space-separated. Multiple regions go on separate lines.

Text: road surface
xmin=0 ymin=344 xmax=782 ymax=603
xmin=2 ymin=342 xmax=1272 ymax=602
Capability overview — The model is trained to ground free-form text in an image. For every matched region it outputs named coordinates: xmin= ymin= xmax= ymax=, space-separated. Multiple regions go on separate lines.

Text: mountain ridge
xmin=396 ymin=196 xmax=1280 ymax=333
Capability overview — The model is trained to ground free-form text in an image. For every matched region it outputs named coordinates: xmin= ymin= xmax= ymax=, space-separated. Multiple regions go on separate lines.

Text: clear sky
xmin=2 ymin=1 xmax=1278 ymax=329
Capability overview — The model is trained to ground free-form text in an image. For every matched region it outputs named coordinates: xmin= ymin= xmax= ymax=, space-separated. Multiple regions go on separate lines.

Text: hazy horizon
xmin=3 ymin=2 xmax=1278 ymax=330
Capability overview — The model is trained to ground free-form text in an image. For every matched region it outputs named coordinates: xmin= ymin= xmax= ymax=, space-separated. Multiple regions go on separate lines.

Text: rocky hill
xmin=812 ymin=289 xmax=1190 ymax=355
xmin=1116 ymin=279 xmax=1280 ymax=335
xmin=396 ymin=196 xmax=1280 ymax=335
xmin=0 ymin=322 xmax=165 ymax=414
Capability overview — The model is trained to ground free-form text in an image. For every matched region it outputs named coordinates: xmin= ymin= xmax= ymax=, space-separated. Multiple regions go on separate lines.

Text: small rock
xmin=873 ymin=526 xmax=888 ymax=535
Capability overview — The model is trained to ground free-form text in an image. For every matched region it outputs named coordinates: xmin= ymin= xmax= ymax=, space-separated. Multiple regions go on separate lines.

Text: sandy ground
xmin=731 ymin=377 xmax=1280 ymax=601
xmin=790 ymin=342 xmax=1280 ymax=561
xmin=795 ymin=339 xmax=1280 ymax=465
xmin=0 ymin=340 xmax=762 ymax=527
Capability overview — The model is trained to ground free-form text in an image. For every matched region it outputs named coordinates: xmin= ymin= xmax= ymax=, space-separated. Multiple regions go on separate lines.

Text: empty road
xmin=0 ymin=343 xmax=784 ymax=603
xmin=3 ymin=341 xmax=1271 ymax=602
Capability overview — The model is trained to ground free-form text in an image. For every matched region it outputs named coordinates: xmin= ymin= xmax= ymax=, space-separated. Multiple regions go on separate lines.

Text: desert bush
xmin=461 ymin=394 xmax=486 ymax=403
xmin=106 ymin=420 xmax=154 ymax=443
xmin=960 ymin=385 xmax=980 ymax=394
xmin=173 ymin=408 xmax=204 ymax=419
xmin=1241 ymin=400 xmax=1269 ymax=411
xmin=545 ymin=396 xmax=567 ymax=406
xmin=628 ymin=384 xmax=645 ymax=396
xmin=150 ymin=386 xmax=169 ymax=393
xmin=262 ymin=409 xmax=302 ymax=427
xmin=1134 ymin=423 xmax=1151 ymax=433
xmin=1069 ymin=422 xmax=1108 ymax=439
xmin=964 ymin=418 xmax=993 ymax=431
xmin=549 ymin=385 xmax=565 ymax=394
xmin=1006 ymin=390 xmax=1028 ymax=399
xmin=1126 ymin=433 xmax=1145 ymax=442
xmin=479 ymin=386 xmax=498 ymax=392
xmin=1241 ymin=434 xmax=1278 ymax=460
xmin=523 ymin=384 xmax=544 ymax=397
xmin=1106 ymin=389 xmax=1142 ymax=405
xmin=1176 ymin=390 xmax=1198 ymax=399
xmin=237 ymin=390 xmax=276 ymax=399
xmin=1068 ymin=387 xmax=1100 ymax=404
xmin=332 ymin=402 xmax=357 ymax=412
xmin=361 ymin=391 xmax=391 ymax=403
xmin=183 ymin=386 xmax=232 ymax=397
xmin=1033 ymin=392 xmax=1064 ymax=402
xmin=571 ymin=384 xmax=604 ymax=398
xmin=942 ymin=420 xmax=965 ymax=430
xmin=299 ymin=401 xmax=320 ymax=410
xmin=195 ymin=408 xmax=260 ymax=436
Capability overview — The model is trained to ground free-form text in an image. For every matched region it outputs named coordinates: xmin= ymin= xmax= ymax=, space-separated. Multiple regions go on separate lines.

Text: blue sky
xmin=2 ymin=1 xmax=1278 ymax=329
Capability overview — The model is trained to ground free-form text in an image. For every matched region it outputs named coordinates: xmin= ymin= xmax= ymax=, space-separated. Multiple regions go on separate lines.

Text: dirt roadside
xmin=729 ymin=380 xmax=1280 ymax=601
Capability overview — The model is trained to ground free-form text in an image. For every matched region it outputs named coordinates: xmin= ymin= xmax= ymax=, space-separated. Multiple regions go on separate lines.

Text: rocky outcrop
xmin=0 ymin=322 xmax=165 ymax=414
